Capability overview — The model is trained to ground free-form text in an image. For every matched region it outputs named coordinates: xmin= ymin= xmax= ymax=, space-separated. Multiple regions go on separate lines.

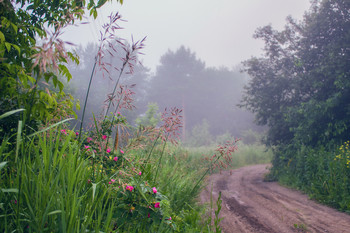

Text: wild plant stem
xmin=78 ymin=59 xmax=97 ymax=140
xmin=103 ymin=59 xmax=129 ymax=154
xmin=104 ymin=61 xmax=127 ymax=119
xmin=190 ymin=153 xmax=224 ymax=196
xmin=153 ymin=132 xmax=169 ymax=184
xmin=145 ymin=132 xmax=161 ymax=164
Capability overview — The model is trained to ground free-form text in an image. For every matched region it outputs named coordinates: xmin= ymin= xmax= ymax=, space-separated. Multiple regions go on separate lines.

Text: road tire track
xmin=200 ymin=164 xmax=350 ymax=233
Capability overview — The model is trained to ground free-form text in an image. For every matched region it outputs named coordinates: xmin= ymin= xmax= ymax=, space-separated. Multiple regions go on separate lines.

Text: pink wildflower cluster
xmin=126 ymin=185 xmax=134 ymax=192
xmin=108 ymin=179 xmax=116 ymax=184
xmin=154 ymin=202 xmax=160 ymax=208
xmin=60 ymin=129 xmax=67 ymax=135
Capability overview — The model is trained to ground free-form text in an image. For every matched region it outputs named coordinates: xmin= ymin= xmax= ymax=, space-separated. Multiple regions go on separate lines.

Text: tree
xmin=148 ymin=46 xmax=259 ymax=141
xmin=135 ymin=103 xmax=161 ymax=127
xmin=0 ymin=0 xmax=122 ymax=138
xmin=148 ymin=46 xmax=205 ymax=139
xmin=241 ymin=0 xmax=350 ymax=147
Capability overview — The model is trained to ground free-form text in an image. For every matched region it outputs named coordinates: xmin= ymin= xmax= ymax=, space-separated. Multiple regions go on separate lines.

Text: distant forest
xmin=68 ymin=44 xmax=262 ymax=145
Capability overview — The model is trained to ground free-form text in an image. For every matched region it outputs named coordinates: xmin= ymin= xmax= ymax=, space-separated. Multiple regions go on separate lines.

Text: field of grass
xmin=0 ymin=114 xmax=272 ymax=232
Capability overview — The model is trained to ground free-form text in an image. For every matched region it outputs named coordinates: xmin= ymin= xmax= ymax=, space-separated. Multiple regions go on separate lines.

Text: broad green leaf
xmin=4 ymin=42 xmax=11 ymax=52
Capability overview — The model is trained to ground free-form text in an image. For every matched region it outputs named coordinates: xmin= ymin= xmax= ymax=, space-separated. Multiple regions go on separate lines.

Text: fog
xmin=63 ymin=1 xmax=311 ymax=145
xmin=68 ymin=43 xmax=263 ymax=146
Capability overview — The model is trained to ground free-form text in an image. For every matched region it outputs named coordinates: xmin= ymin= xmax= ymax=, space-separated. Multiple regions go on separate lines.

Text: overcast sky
xmin=62 ymin=0 xmax=311 ymax=71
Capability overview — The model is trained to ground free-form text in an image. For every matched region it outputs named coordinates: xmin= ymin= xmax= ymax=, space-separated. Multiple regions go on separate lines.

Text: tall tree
xmin=241 ymin=0 xmax=350 ymax=147
xmin=148 ymin=46 xmax=259 ymax=140
xmin=148 ymin=46 xmax=205 ymax=138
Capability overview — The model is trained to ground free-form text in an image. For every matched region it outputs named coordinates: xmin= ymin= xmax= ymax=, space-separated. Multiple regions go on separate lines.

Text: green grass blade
xmin=0 ymin=109 xmax=25 ymax=120
xmin=15 ymin=120 xmax=22 ymax=163
xmin=27 ymin=118 xmax=74 ymax=137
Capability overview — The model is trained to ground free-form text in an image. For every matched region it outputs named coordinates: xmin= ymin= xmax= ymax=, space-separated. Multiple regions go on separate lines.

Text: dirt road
xmin=200 ymin=164 xmax=350 ymax=233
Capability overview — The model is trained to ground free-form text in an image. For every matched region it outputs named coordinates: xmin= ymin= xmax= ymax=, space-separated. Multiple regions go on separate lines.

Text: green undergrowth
xmin=0 ymin=123 xmax=227 ymax=232
xmin=268 ymin=142 xmax=350 ymax=213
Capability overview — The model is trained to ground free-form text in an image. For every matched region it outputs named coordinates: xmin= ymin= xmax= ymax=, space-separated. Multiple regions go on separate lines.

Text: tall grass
xmin=0 ymin=126 xmax=116 ymax=232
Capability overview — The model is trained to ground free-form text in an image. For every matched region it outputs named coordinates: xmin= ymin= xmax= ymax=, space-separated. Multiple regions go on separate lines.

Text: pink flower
xmin=87 ymin=137 xmax=93 ymax=143
xmin=147 ymin=213 xmax=150 ymax=218
xmin=106 ymin=148 xmax=111 ymax=153
xmin=84 ymin=145 xmax=90 ymax=152
xmin=154 ymin=202 xmax=160 ymax=208
xmin=75 ymin=132 xmax=79 ymax=136
xmin=117 ymin=112 xmax=121 ymax=115
xmin=111 ymin=179 xmax=115 ymax=183
xmin=138 ymin=172 xmax=142 ymax=176
xmin=108 ymin=182 xmax=112 ymax=184
xmin=168 ymin=217 xmax=172 ymax=221
xmin=126 ymin=185 xmax=134 ymax=192
xmin=120 ymin=149 xmax=124 ymax=154
xmin=152 ymin=187 xmax=157 ymax=194
xmin=113 ymin=157 xmax=118 ymax=162
xmin=102 ymin=135 xmax=107 ymax=140
xmin=60 ymin=129 xmax=67 ymax=135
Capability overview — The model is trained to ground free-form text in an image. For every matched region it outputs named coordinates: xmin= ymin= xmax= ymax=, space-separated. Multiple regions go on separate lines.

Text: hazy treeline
xmin=68 ymin=44 xmax=262 ymax=145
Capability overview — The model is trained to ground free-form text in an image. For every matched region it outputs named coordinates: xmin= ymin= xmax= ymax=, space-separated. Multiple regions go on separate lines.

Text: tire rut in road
xmin=201 ymin=164 xmax=350 ymax=233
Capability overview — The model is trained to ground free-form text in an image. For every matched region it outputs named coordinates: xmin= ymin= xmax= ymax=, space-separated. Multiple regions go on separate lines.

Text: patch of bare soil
xmin=200 ymin=164 xmax=350 ymax=233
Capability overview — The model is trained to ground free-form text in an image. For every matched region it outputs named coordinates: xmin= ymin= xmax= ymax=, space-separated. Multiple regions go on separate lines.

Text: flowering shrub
xmin=334 ymin=140 xmax=350 ymax=168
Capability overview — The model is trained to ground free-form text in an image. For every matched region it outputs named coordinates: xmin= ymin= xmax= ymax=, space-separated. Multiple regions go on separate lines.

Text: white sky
xmin=62 ymin=0 xmax=311 ymax=71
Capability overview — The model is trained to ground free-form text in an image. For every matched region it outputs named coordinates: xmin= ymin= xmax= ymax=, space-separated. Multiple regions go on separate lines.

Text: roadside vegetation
xmin=241 ymin=0 xmax=350 ymax=212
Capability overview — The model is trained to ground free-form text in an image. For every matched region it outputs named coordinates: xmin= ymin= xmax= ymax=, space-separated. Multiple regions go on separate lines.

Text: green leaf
xmin=27 ymin=118 xmax=74 ymax=137
xmin=15 ymin=120 xmax=22 ymax=162
xmin=58 ymin=80 xmax=64 ymax=92
xmin=0 ymin=31 xmax=5 ymax=43
xmin=11 ymin=23 xmax=18 ymax=33
xmin=67 ymin=51 xmax=79 ymax=65
xmin=58 ymin=64 xmax=72 ymax=82
xmin=96 ymin=0 xmax=107 ymax=8
xmin=47 ymin=210 xmax=62 ymax=216
xmin=93 ymin=9 xmax=98 ymax=19
xmin=12 ymin=44 xmax=20 ymax=55
xmin=0 ymin=161 xmax=7 ymax=170
xmin=92 ymin=183 xmax=97 ymax=201
xmin=4 ymin=42 xmax=11 ymax=52
xmin=0 ymin=109 xmax=25 ymax=120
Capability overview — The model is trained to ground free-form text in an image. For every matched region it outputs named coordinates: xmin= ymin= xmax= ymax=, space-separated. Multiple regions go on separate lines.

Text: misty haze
xmin=1 ymin=0 xmax=349 ymax=232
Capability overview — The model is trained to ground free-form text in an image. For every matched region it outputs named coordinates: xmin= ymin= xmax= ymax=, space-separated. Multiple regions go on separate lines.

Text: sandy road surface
xmin=200 ymin=164 xmax=350 ymax=233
